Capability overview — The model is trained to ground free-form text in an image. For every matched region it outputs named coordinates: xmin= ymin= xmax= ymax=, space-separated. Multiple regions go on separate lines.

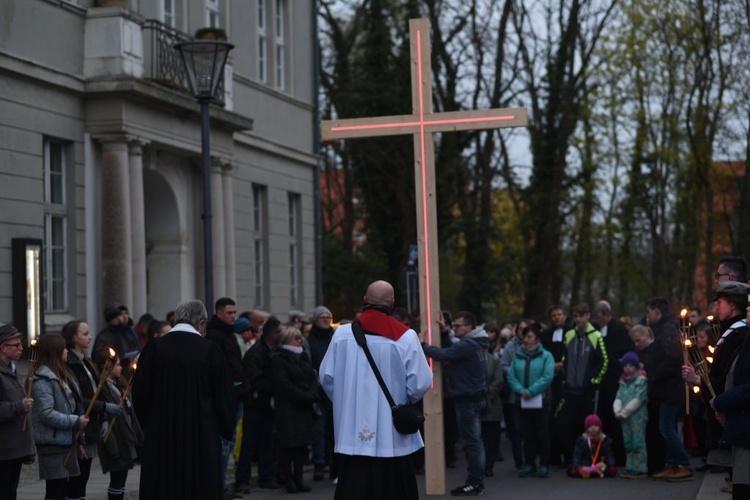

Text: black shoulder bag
xmin=351 ymin=320 xmax=425 ymax=434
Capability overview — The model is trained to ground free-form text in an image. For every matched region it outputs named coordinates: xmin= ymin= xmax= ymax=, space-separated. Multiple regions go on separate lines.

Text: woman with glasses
xmin=0 ymin=323 xmax=35 ymax=500
xmin=270 ymin=326 xmax=320 ymax=493
xmin=31 ymin=333 xmax=90 ymax=500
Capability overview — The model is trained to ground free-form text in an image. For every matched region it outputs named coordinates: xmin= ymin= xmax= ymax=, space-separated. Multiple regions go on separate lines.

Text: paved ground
xmin=12 ymin=359 xmax=731 ymax=499
xmin=16 ymin=440 xmax=730 ymax=499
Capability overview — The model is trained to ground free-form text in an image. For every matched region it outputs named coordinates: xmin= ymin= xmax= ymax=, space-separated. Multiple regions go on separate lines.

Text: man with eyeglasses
xmin=0 ymin=323 xmax=36 ymax=500
xmin=421 ymin=311 xmax=489 ymax=496
xmin=715 ymin=256 xmax=748 ymax=284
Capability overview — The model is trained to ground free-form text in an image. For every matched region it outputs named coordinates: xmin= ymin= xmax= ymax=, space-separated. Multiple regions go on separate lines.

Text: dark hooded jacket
xmin=423 ymin=327 xmax=489 ymax=401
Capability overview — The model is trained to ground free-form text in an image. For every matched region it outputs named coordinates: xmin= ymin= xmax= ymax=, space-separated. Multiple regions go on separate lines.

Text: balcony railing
xmin=142 ymin=20 xmax=226 ymax=106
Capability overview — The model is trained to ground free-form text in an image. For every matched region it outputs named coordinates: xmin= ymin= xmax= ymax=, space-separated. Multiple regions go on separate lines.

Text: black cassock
xmin=132 ymin=328 xmax=236 ymax=499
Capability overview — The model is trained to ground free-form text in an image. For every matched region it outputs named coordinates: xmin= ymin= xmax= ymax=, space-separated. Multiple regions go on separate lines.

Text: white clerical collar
xmin=600 ymin=324 xmax=608 ymax=337
xmin=552 ymin=327 xmax=563 ymax=342
xmin=169 ymin=323 xmax=202 ymax=336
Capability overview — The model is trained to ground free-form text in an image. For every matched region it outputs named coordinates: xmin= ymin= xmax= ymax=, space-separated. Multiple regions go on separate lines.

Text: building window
xmin=258 ymin=0 xmax=267 ymax=82
xmin=43 ymin=140 xmax=68 ymax=312
xmin=275 ymin=0 xmax=286 ymax=90
xmin=162 ymin=0 xmax=175 ymax=27
xmin=288 ymin=193 xmax=301 ymax=308
xmin=253 ymin=185 xmax=268 ymax=308
xmin=206 ymin=0 xmax=219 ymax=28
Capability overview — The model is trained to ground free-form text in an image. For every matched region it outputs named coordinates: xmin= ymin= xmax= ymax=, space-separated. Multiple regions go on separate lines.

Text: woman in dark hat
xmin=0 ymin=323 xmax=35 ymax=500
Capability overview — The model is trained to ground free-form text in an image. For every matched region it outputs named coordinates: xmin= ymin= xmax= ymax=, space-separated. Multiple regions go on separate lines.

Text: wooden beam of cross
xmin=322 ymin=18 xmax=528 ymax=495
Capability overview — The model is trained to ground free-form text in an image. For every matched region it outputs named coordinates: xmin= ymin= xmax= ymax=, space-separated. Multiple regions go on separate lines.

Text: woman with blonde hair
xmin=271 ymin=326 xmax=320 ymax=493
xmin=31 ymin=334 xmax=89 ymax=500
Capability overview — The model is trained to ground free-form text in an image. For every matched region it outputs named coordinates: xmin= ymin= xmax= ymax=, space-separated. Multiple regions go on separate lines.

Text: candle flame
xmin=706 ymin=356 xmax=714 ymax=364
xmin=132 ymin=361 xmax=137 ymax=371
xmin=707 ymin=315 xmax=714 ymax=322
xmin=693 ymin=386 xmax=701 ymax=394
xmin=680 ymin=308 xmax=689 ymax=318
xmin=30 ymin=339 xmax=37 ymax=346
xmin=708 ymin=345 xmax=715 ymax=353
xmin=108 ymin=348 xmax=116 ymax=358
xmin=684 ymin=339 xmax=692 ymax=347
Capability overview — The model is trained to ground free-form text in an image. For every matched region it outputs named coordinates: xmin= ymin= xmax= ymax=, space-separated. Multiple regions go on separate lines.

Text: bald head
xmin=364 ymin=280 xmax=395 ymax=307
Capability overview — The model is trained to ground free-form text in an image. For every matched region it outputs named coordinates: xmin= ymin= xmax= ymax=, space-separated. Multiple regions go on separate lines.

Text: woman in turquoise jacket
xmin=508 ymin=323 xmax=554 ymax=478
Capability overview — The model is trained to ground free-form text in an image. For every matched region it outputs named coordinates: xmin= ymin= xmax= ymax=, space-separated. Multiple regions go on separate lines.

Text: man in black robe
xmin=592 ymin=300 xmax=634 ymax=466
xmin=132 ymin=299 xmax=236 ymax=500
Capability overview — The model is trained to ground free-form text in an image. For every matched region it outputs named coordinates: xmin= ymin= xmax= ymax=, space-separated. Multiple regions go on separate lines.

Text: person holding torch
xmin=0 ymin=323 xmax=35 ymax=500
xmin=31 ymin=334 xmax=90 ymax=500
xmin=62 ymin=320 xmax=123 ymax=500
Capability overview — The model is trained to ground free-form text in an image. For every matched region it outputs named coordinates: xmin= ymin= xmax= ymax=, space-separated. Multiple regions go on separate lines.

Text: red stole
xmin=357 ymin=310 xmax=409 ymax=341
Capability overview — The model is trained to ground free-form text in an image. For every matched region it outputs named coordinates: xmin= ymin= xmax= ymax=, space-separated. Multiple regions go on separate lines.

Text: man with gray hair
xmin=132 ymin=299 xmax=236 ymax=500
xmin=592 ymin=300 xmax=633 ymax=466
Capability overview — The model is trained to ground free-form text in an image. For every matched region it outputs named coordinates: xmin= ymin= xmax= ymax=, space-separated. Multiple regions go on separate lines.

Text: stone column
xmin=99 ymin=137 xmax=133 ymax=307
xmin=210 ymin=159 xmax=226 ymax=300
xmin=222 ymin=162 xmax=236 ymax=298
xmin=128 ymin=140 xmax=148 ymax=317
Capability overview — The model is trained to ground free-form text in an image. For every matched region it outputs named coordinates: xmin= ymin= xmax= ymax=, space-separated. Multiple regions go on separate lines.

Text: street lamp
xmin=174 ymin=40 xmax=234 ymax=310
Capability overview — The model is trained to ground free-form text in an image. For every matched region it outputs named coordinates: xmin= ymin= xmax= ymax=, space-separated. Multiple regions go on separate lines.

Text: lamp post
xmin=174 ymin=40 xmax=234 ymax=310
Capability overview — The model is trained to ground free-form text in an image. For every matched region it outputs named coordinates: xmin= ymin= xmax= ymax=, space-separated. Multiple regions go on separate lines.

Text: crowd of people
xmin=1 ymin=256 xmax=750 ymax=499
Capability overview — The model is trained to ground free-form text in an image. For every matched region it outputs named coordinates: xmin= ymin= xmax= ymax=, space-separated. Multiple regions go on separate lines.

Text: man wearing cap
xmin=683 ymin=280 xmax=750 ymax=481
xmin=94 ymin=303 xmax=141 ymax=379
xmin=0 ymin=323 xmax=35 ymax=500
xmin=205 ymin=297 xmax=251 ymax=499
xmin=233 ymin=317 xmax=254 ymax=357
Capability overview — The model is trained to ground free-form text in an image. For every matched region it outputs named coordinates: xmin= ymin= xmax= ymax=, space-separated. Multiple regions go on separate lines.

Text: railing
xmin=142 ymin=20 xmax=226 ymax=106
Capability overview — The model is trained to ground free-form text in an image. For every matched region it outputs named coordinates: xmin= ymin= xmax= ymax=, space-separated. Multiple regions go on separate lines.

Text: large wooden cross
xmin=322 ymin=18 xmax=528 ymax=495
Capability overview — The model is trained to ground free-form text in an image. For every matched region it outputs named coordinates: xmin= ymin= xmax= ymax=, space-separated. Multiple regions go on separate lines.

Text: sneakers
xmin=518 ymin=464 xmax=536 ymax=478
xmin=652 ymin=465 xmax=675 ymax=479
xmin=537 ymin=465 xmax=549 ymax=478
xmin=450 ymin=483 xmax=485 ymax=496
xmin=665 ymin=466 xmax=694 ymax=482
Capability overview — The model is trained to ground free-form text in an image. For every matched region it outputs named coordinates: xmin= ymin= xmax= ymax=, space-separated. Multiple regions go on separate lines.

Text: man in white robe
xmin=319 ymin=280 xmax=432 ymax=499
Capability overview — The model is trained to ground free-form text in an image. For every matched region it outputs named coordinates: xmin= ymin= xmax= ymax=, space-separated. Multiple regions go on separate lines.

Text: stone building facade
xmin=0 ymin=0 xmax=318 ymax=338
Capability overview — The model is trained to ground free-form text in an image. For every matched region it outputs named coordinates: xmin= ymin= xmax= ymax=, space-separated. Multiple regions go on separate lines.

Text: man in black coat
xmin=541 ymin=305 xmax=573 ymax=466
xmin=645 ymin=297 xmax=693 ymax=481
xmin=132 ymin=299 xmax=236 ymax=500
xmin=592 ymin=300 xmax=634 ymax=466
xmin=205 ymin=297 xmax=251 ymax=498
xmin=235 ymin=317 xmax=284 ymax=492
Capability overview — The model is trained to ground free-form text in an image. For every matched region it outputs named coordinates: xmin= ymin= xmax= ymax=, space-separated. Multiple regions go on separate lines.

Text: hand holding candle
xmin=103 ymin=359 xmax=136 ymax=444
xmin=64 ymin=347 xmax=116 ymax=465
xmin=22 ymin=340 xmax=39 ymax=431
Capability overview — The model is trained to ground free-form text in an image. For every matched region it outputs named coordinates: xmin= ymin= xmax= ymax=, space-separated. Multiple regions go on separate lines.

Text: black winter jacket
xmin=243 ymin=340 xmax=275 ymax=410
xmin=270 ymin=348 xmax=320 ymax=449
xmin=206 ymin=316 xmax=251 ymax=404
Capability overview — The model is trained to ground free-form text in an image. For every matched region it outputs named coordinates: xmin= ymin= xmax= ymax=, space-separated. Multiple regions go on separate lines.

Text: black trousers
xmin=335 ymin=454 xmax=417 ymax=500
xmin=0 ymin=458 xmax=23 ymax=500
xmin=522 ymin=406 xmax=551 ymax=466
xmin=553 ymin=388 xmax=595 ymax=464
xmin=66 ymin=456 xmax=92 ymax=498
xmin=481 ymin=421 xmax=500 ymax=471
xmin=45 ymin=478 xmax=68 ymax=500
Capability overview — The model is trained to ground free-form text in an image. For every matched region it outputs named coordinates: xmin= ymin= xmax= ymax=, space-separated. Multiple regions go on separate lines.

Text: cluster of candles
xmin=679 ymin=308 xmax=716 ymax=414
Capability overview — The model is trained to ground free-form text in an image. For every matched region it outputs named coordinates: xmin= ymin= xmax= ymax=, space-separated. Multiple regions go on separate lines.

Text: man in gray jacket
xmin=421 ymin=311 xmax=489 ymax=497
xmin=0 ymin=323 xmax=35 ymax=500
